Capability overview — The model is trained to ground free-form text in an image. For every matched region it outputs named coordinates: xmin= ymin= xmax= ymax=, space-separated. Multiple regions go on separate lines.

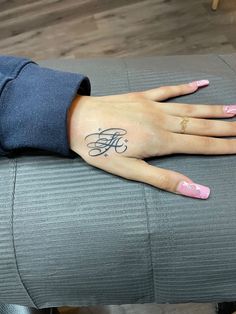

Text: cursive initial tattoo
xmin=84 ymin=128 xmax=128 ymax=157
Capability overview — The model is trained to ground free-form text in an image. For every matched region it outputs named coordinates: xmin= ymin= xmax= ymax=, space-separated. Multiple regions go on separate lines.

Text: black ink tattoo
xmin=85 ymin=128 xmax=128 ymax=157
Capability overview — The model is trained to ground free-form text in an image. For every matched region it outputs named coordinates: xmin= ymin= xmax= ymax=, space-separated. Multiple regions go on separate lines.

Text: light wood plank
xmin=0 ymin=0 xmax=235 ymax=60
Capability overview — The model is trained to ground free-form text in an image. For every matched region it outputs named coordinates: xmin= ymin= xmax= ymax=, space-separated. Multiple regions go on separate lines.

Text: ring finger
xmin=163 ymin=115 xmax=236 ymax=137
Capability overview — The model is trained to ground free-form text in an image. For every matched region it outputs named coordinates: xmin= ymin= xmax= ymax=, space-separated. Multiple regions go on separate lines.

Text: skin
xmin=67 ymin=82 xmax=236 ymax=198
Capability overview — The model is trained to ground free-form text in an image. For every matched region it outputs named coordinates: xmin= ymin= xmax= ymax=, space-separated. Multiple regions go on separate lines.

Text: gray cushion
xmin=0 ymin=54 xmax=236 ymax=309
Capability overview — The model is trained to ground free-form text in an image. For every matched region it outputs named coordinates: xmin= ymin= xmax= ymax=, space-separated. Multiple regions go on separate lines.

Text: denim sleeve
xmin=0 ymin=55 xmax=91 ymax=158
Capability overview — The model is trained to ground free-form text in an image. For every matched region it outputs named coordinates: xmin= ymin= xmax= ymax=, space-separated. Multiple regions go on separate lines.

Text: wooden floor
xmin=1 ymin=1 xmax=235 ymax=313
xmin=57 ymin=303 xmax=216 ymax=314
xmin=0 ymin=0 xmax=236 ymax=61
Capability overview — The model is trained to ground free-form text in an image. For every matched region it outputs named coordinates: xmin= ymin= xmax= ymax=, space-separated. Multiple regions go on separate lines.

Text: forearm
xmin=0 ymin=55 xmax=91 ymax=157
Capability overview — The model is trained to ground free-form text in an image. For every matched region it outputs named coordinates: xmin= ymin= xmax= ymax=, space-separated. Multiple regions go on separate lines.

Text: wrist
xmin=67 ymin=94 xmax=89 ymax=155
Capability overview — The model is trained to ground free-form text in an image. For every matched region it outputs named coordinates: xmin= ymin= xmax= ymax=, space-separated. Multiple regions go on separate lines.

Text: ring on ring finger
xmin=180 ymin=116 xmax=190 ymax=134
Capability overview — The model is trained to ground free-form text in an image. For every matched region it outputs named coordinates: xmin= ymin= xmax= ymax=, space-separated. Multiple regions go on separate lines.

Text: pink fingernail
xmin=223 ymin=105 xmax=236 ymax=114
xmin=176 ymin=181 xmax=210 ymax=199
xmin=188 ymin=80 xmax=209 ymax=88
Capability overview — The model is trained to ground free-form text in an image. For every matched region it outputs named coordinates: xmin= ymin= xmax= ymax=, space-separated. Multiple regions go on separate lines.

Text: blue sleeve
xmin=0 ymin=55 xmax=91 ymax=158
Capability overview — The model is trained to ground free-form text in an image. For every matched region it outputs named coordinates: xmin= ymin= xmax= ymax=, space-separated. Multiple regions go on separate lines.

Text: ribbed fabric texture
xmin=0 ymin=158 xmax=36 ymax=307
xmin=0 ymin=54 xmax=236 ymax=309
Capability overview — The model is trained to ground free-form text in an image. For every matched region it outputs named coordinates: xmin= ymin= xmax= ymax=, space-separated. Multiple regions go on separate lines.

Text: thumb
xmin=115 ymin=157 xmax=211 ymax=200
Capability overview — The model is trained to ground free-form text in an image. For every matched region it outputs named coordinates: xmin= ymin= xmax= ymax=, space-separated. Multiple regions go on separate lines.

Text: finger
xmin=168 ymin=132 xmax=236 ymax=155
xmin=164 ymin=115 xmax=236 ymax=137
xmin=104 ymin=156 xmax=210 ymax=200
xmin=154 ymin=102 xmax=236 ymax=118
xmin=139 ymin=80 xmax=209 ymax=101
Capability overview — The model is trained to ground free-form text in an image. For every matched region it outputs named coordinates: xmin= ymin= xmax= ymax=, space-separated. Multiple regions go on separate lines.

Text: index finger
xmin=139 ymin=80 xmax=209 ymax=101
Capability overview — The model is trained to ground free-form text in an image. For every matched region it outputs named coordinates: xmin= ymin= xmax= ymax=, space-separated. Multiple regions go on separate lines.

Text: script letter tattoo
xmin=84 ymin=128 xmax=128 ymax=157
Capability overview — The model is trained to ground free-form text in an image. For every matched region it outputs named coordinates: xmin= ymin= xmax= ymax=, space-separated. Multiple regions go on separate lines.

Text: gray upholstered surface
xmin=0 ymin=54 xmax=236 ymax=309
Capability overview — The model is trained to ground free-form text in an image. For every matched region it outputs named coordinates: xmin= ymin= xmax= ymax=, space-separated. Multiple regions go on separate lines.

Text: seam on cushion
xmin=217 ymin=55 xmax=236 ymax=75
xmin=141 ymin=185 xmax=155 ymax=302
xmin=122 ymin=58 xmax=132 ymax=93
xmin=11 ymin=158 xmax=39 ymax=309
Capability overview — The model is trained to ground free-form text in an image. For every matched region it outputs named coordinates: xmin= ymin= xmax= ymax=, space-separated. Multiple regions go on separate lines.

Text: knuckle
xmin=152 ymin=111 xmax=166 ymax=126
xmin=179 ymin=85 xmax=186 ymax=94
xmin=160 ymin=131 xmax=173 ymax=154
xmin=157 ymin=173 xmax=171 ymax=190
xmin=202 ymin=136 xmax=214 ymax=147
xmin=128 ymin=91 xmax=143 ymax=101
xmin=226 ymin=139 xmax=233 ymax=151
xmin=157 ymin=86 xmax=170 ymax=96
xmin=164 ymin=86 xmax=173 ymax=94
xmin=184 ymin=105 xmax=195 ymax=115
xmin=231 ymin=121 xmax=236 ymax=132
xmin=201 ymin=119 xmax=212 ymax=131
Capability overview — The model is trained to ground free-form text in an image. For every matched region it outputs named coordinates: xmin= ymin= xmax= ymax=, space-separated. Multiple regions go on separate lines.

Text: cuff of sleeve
xmin=0 ymin=62 xmax=91 ymax=158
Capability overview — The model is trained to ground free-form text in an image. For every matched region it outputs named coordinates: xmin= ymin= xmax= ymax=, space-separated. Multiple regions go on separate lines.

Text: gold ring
xmin=180 ymin=116 xmax=189 ymax=134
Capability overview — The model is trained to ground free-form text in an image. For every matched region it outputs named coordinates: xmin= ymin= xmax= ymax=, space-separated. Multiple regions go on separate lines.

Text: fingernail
xmin=223 ymin=105 xmax=236 ymax=114
xmin=188 ymin=80 xmax=209 ymax=88
xmin=176 ymin=181 xmax=210 ymax=199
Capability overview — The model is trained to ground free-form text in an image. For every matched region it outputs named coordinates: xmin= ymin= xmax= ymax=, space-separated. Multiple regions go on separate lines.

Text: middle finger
xmin=155 ymin=102 xmax=236 ymax=118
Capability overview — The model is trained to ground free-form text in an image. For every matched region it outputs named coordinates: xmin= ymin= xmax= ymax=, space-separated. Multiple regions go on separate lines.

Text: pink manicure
xmin=188 ymin=80 xmax=209 ymax=88
xmin=176 ymin=181 xmax=210 ymax=199
xmin=223 ymin=105 xmax=236 ymax=114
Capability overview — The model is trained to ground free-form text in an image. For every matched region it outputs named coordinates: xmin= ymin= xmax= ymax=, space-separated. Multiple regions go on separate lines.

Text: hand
xmin=67 ymin=80 xmax=236 ymax=199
